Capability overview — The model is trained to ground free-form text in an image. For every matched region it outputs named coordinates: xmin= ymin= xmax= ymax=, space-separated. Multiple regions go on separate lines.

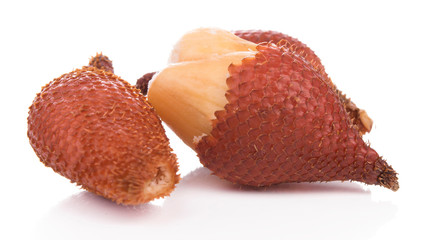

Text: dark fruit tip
xmin=378 ymin=167 xmax=399 ymax=192
xmin=136 ymin=72 xmax=156 ymax=95
xmin=376 ymin=160 xmax=399 ymax=191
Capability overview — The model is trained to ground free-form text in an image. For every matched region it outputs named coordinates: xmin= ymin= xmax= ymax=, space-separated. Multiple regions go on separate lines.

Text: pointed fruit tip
xmin=376 ymin=161 xmax=399 ymax=191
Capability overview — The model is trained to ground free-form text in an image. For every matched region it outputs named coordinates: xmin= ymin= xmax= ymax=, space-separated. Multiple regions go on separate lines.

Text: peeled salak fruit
xmin=233 ymin=30 xmax=373 ymax=135
xmin=147 ymin=28 xmax=399 ymax=191
xmin=137 ymin=29 xmax=373 ymax=136
xmin=28 ymin=63 xmax=180 ymax=205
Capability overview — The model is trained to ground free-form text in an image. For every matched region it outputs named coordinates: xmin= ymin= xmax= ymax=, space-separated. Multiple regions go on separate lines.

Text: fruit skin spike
xmin=27 ymin=67 xmax=180 ymax=205
xmin=233 ymin=30 xmax=373 ymax=135
xmin=195 ymin=43 xmax=398 ymax=190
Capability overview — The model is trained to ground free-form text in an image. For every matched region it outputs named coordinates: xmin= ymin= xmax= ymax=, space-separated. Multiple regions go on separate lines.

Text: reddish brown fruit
xmin=148 ymin=28 xmax=398 ymax=191
xmin=88 ymin=52 xmax=114 ymax=73
xmin=28 ymin=67 xmax=180 ymax=205
xmin=234 ymin=30 xmax=373 ymax=135
xmin=196 ymin=43 xmax=397 ymax=190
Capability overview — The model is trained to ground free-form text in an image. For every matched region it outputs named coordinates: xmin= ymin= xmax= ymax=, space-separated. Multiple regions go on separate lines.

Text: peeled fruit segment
xmin=169 ymin=28 xmax=257 ymax=63
xmin=147 ymin=28 xmax=398 ymax=191
xmin=28 ymin=67 xmax=180 ymax=205
xmin=149 ymin=51 xmax=256 ymax=148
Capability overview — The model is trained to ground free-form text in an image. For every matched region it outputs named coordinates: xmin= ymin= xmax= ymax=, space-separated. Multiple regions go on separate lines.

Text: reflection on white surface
xmin=35 ymin=167 xmax=397 ymax=240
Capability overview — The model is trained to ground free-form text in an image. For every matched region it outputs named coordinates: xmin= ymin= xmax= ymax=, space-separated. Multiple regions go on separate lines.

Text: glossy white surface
xmin=1 ymin=1 xmax=420 ymax=239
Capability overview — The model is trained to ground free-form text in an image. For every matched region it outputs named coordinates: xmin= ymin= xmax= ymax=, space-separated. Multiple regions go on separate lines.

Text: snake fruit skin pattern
xmin=234 ymin=30 xmax=324 ymax=74
xmin=28 ymin=67 xmax=180 ymax=205
xmin=196 ymin=44 xmax=398 ymax=190
xmin=234 ymin=30 xmax=373 ymax=135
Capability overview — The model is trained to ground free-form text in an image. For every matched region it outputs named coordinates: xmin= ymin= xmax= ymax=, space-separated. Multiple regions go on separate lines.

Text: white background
xmin=1 ymin=0 xmax=420 ymax=239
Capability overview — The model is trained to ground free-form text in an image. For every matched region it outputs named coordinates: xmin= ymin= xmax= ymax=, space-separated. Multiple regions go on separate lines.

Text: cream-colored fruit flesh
xmin=149 ymin=28 xmax=257 ymax=148
xmin=169 ymin=28 xmax=257 ymax=63
xmin=143 ymin=164 xmax=175 ymax=201
xmin=148 ymin=52 xmax=256 ymax=148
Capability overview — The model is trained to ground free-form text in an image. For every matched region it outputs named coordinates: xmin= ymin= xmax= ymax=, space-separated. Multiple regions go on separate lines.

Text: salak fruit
xmin=27 ymin=55 xmax=180 ymax=205
xmin=146 ymin=28 xmax=399 ymax=191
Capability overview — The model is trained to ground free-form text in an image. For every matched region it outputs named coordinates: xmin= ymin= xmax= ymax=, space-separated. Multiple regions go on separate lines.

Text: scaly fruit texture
xmin=233 ymin=30 xmax=324 ymax=73
xmin=148 ymin=28 xmax=398 ymax=191
xmin=233 ymin=30 xmax=373 ymax=135
xmin=28 ymin=64 xmax=180 ymax=205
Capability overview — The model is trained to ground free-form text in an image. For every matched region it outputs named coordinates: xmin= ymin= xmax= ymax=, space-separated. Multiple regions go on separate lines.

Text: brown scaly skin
xmin=196 ymin=43 xmax=398 ymax=191
xmin=88 ymin=52 xmax=114 ymax=73
xmin=233 ymin=30 xmax=372 ymax=135
xmin=28 ymin=66 xmax=180 ymax=205
xmin=233 ymin=30 xmax=325 ymax=72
